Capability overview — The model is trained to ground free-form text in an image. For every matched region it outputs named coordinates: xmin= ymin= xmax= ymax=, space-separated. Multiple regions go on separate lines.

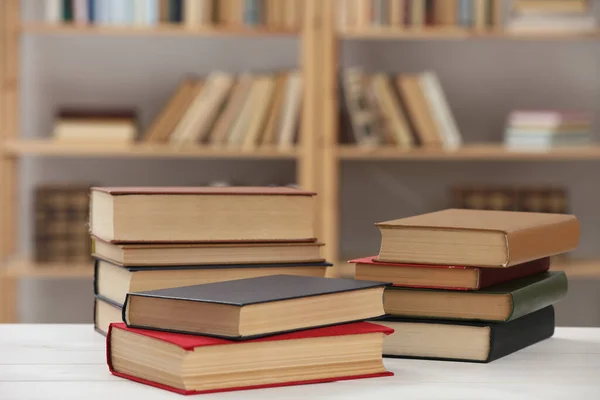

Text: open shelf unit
xmin=0 ymin=0 xmax=325 ymax=322
xmin=1 ymin=1 xmax=600 ymax=322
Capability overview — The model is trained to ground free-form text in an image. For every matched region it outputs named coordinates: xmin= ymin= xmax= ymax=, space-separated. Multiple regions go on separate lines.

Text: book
xmin=94 ymin=295 xmax=122 ymax=335
xmin=93 ymin=237 xmax=325 ymax=266
xmin=376 ymin=209 xmax=580 ymax=267
xmin=89 ymin=186 xmax=317 ymax=243
xmin=52 ymin=108 xmax=137 ymax=144
xmin=384 ymin=271 xmax=567 ymax=322
xmin=377 ymin=305 xmax=555 ymax=363
xmin=94 ymin=258 xmax=331 ymax=306
xmin=107 ymin=321 xmax=393 ymax=394
xmin=351 ymin=256 xmax=550 ymax=290
xmin=123 ymin=274 xmax=389 ymax=339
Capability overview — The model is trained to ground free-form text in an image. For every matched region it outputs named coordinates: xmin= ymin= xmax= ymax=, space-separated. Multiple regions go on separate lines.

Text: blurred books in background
xmin=52 ymin=109 xmax=137 ymax=145
xmin=507 ymin=0 xmax=596 ymax=33
xmin=504 ymin=110 xmax=593 ymax=151
xmin=341 ymin=69 xmax=462 ymax=149
xmin=35 ymin=184 xmax=93 ymax=264
xmin=44 ymin=0 xmax=305 ymax=30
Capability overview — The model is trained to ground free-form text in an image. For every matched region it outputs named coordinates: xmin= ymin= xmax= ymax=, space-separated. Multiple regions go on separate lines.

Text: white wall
xmin=17 ymin=0 xmax=600 ymax=325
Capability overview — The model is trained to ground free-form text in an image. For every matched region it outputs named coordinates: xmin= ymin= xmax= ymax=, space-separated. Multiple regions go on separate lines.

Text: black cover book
xmin=124 ymin=275 xmax=390 ymax=339
xmin=381 ymin=306 xmax=555 ymax=363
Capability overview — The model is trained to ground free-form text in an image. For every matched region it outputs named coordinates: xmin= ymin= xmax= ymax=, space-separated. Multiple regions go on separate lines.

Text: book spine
xmin=477 ymin=257 xmax=550 ymax=289
xmin=145 ymin=0 xmax=159 ymax=25
xmin=94 ymin=0 xmax=107 ymax=24
xmin=457 ymin=0 xmax=472 ymax=27
xmin=372 ymin=0 xmax=387 ymax=26
xmin=508 ymin=272 xmax=567 ymax=321
xmin=389 ymin=0 xmax=404 ymax=26
xmin=487 ymin=306 xmax=555 ymax=362
xmin=133 ymin=0 xmax=146 ymax=25
xmin=170 ymin=0 xmax=183 ymax=22
xmin=88 ymin=0 xmax=96 ymax=22
xmin=45 ymin=0 xmax=63 ymax=23
xmin=73 ymin=0 xmax=89 ymax=23
xmin=244 ymin=0 xmax=261 ymax=26
xmin=63 ymin=0 xmax=74 ymax=21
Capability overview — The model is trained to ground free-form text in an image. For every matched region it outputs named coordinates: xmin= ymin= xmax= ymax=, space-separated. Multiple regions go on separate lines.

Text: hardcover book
xmin=94 ymin=295 xmax=122 ymax=336
xmin=94 ymin=258 xmax=331 ymax=306
xmin=107 ymin=322 xmax=394 ymax=395
xmin=378 ymin=306 xmax=555 ymax=363
xmin=377 ymin=209 xmax=580 ymax=267
xmin=123 ymin=274 xmax=389 ymax=339
xmin=384 ymin=271 xmax=567 ymax=322
xmin=351 ymin=256 xmax=550 ymax=290
xmin=89 ymin=186 xmax=317 ymax=243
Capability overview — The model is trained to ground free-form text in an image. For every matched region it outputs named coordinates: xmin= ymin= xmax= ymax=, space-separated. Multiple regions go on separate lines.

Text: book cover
xmin=107 ymin=322 xmax=395 ymax=395
xmin=352 ymin=256 xmax=550 ymax=290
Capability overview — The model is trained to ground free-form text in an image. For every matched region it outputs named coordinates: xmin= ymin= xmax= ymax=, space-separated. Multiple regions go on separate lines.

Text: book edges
xmin=91 ymin=186 xmax=317 ymax=196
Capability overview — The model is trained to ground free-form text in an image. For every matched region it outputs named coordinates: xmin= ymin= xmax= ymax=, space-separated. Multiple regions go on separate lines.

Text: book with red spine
xmin=352 ymin=256 xmax=550 ymax=290
xmin=107 ymin=322 xmax=394 ymax=395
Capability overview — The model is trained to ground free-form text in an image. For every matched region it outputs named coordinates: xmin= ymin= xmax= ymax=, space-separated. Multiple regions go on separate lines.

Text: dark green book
xmin=378 ymin=306 xmax=556 ymax=363
xmin=63 ymin=0 xmax=73 ymax=22
xmin=384 ymin=271 xmax=567 ymax=322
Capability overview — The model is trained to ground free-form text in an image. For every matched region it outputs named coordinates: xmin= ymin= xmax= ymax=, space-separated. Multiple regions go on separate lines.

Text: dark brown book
xmin=123 ymin=274 xmax=389 ymax=339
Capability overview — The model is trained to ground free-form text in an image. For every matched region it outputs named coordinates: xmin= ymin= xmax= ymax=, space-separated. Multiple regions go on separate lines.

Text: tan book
xmin=513 ymin=0 xmax=587 ymax=14
xmin=371 ymin=74 xmax=414 ymax=148
xmin=143 ymin=79 xmax=198 ymax=143
xmin=357 ymin=0 xmax=372 ymax=28
xmin=261 ymin=72 xmax=287 ymax=146
xmin=210 ymin=74 xmax=253 ymax=147
xmin=169 ymin=72 xmax=234 ymax=145
xmin=242 ymin=75 xmax=277 ymax=151
xmin=389 ymin=0 xmax=405 ymax=26
xmin=492 ymin=0 xmax=504 ymax=28
xmin=184 ymin=0 xmax=202 ymax=26
xmin=227 ymin=78 xmax=261 ymax=148
xmin=95 ymin=297 xmax=122 ymax=336
xmin=277 ymin=70 xmax=303 ymax=150
xmin=411 ymin=0 xmax=425 ymax=27
xmin=95 ymin=258 xmax=329 ymax=306
xmin=93 ymin=237 xmax=325 ymax=266
xmin=229 ymin=0 xmax=243 ymax=25
xmin=396 ymin=75 xmax=442 ymax=147
xmin=159 ymin=0 xmax=170 ymax=22
xmin=89 ymin=186 xmax=317 ymax=243
xmin=474 ymin=0 xmax=488 ymax=31
xmin=201 ymin=0 xmax=214 ymax=24
xmin=436 ymin=0 xmax=457 ymax=26
xmin=376 ymin=209 xmax=580 ymax=268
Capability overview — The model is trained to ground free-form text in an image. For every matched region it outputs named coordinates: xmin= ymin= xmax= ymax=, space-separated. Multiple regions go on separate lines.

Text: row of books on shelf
xmin=338 ymin=0 xmax=596 ymax=33
xmin=44 ymin=0 xmax=305 ymax=29
xmin=52 ymin=70 xmax=302 ymax=149
xmin=89 ymin=185 xmax=578 ymax=395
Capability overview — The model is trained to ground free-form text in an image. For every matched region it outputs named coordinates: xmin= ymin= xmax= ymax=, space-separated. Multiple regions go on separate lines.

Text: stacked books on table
xmin=90 ymin=186 xmax=331 ymax=335
xmin=504 ymin=110 xmax=593 ymax=151
xmin=352 ymin=208 xmax=580 ymax=363
xmin=107 ymin=275 xmax=393 ymax=394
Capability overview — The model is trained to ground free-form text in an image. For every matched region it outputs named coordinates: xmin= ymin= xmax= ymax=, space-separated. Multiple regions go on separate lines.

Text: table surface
xmin=1 ymin=325 xmax=599 ymax=400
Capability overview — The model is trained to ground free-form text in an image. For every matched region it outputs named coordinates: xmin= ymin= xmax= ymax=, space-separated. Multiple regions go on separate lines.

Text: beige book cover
xmin=277 ymin=71 xmax=303 ymax=150
xmin=371 ymin=74 xmax=414 ymax=148
xmin=242 ymin=75 xmax=277 ymax=151
xmin=261 ymin=72 xmax=288 ymax=146
xmin=184 ymin=0 xmax=202 ymax=26
xmin=389 ymin=0 xmax=405 ymax=26
xmin=411 ymin=0 xmax=425 ymax=27
xmin=397 ymin=75 xmax=443 ymax=147
xmin=227 ymin=78 xmax=261 ymax=148
xmin=210 ymin=74 xmax=253 ymax=147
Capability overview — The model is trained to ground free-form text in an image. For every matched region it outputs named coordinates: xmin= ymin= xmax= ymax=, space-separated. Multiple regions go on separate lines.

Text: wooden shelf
xmin=340 ymin=28 xmax=600 ymax=41
xmin=3 ymin=259 xmax=93 ymax=278
xmin=337 ymin=144 xmax=600 ymax=161
xmin=22 ymin=23 xmax=299 ymax=37
xmin=2 ymin=140 xmax=298 ymax=160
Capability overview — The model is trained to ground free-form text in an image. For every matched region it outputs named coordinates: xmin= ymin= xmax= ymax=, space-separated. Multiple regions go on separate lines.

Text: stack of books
xmin=52 ymin=109 xmax=137 ymax=145
xmin=341 ymin=69 xmax=462 ymax=150
xmin=106 ymin=274 xmax=393 ymax=394
xmin=91 ymin=186 xmax=331 ymax=335
xmin=352 ymin=208 xmax=580 ymax=363
xmin=504 ymin=110 xmax=593 ymax=151
xmin=507 ymin=0 xmax=596 ymax=33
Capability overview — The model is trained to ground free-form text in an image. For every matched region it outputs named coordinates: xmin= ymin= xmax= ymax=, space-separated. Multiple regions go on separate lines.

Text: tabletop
xmin=0 ymin=325 xmax=599 ymax=400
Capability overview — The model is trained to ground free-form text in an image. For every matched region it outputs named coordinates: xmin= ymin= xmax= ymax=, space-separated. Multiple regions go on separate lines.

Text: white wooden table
xmin=1 ymin=325 xmax=599 ymax=399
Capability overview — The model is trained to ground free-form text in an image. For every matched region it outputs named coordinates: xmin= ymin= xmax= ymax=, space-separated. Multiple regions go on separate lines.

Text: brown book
xmin=261 ymin=72 xmax=287 ymax=146
xmin=143 ymin=79 xmax=199 ymax=143
xmin=435 ymin=0 xmax=457 ymax=26
xmin=397 ymin=75 xmax=442 ymax=147
xmin=474 ymin=0 xmax=488 ymax=30
xmin=93 ymin=237 xmax=325 ymax=266
xmin=210 ymin=74 xmax=253 ymax=147
xmin=159 ymin=0 xmax=170 ymax=22
xmin=57 ymin=108 xmax=136 ymax=120
xmin=89 ymin=186 xmax=317 ymax=243
xmin=376 ymin=209 xmax=580 ymax=268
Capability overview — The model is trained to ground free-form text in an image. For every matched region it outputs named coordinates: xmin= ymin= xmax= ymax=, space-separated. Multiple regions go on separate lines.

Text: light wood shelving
xmin=337 ymin=144 xmax=600 ymax=161
xmin=3 ymin=139 xmax=298 ymax=160
xmin=22 ymin=23 xmax=299 ymax=37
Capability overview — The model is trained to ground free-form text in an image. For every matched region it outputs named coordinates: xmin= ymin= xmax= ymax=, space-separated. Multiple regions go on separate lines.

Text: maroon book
xmin=351 ymin=256 xmax=550 ymax=291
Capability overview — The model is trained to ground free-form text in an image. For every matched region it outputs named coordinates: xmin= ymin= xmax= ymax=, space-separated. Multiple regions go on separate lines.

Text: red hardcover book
xmin=107 ymin=322 xmax=394 ymax=395
xmin=351 ymin=256 xmax=550 ymax=291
